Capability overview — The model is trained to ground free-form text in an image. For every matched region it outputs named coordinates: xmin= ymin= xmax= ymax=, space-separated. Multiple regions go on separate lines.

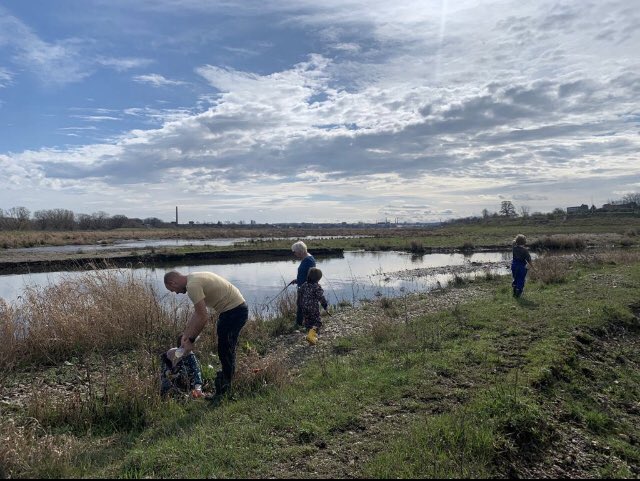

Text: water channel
xmin=0 ymin=251 xmax=513 ymax=312
xmin=6 ymin=235 xmax=371 ymax=255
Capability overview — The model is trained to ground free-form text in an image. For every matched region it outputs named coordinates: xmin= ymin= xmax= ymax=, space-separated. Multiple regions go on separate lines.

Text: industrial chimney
xmin=176 ymin=206 xmax=178 ymax=225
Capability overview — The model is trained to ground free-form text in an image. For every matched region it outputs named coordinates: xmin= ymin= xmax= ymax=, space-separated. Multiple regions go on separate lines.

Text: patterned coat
xmin=298 ymin=282 xmax=328 ymax=329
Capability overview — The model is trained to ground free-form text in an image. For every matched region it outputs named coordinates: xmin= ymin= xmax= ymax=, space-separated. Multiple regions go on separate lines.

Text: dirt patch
xmin=512 ymin=313 xmax=640 ymax=478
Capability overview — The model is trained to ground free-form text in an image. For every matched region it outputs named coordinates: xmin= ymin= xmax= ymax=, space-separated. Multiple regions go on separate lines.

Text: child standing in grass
xmin=511 ymin=234 xmax=533 ymax=298
xmin=298 ymin=267 xmax=329 ymax=344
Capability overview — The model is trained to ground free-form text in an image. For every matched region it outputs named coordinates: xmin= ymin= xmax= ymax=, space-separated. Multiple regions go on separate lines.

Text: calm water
xmin=0 ymin=251 xmax=512 ymax=311
xmin=6 ymin=234 xmax=372 ymax=255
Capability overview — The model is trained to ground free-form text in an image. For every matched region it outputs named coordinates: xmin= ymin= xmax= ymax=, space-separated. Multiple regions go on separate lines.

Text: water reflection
xmin=0 ymin=251 xmax=512 ymax=315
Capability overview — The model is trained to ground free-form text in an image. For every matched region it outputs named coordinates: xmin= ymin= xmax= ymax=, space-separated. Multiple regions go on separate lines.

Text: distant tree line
xmin=0 ymin=207 xmax=168 ymax=231
xmin=2 ymin=193 xmax=639 ymax=231
xmin=453 ymin=192 xmax=640 ymax=226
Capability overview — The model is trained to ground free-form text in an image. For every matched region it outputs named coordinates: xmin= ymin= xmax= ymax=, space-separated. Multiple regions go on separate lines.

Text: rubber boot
xmin=306 ymin=327 xmax=318 ymax=345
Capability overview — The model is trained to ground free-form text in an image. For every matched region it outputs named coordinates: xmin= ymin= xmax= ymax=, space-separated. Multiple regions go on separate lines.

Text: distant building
xmin=601 ymin=202 xmax=638 ymax=212
xmin=567 ymin=204 xmax=589 ymax=215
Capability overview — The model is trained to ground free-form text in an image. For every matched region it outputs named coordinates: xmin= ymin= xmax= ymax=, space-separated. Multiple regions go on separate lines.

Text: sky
xmin=0 ymin=0 xmax=639 ymax=224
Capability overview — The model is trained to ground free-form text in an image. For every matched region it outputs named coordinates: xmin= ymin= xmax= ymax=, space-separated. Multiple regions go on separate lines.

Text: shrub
xmin=379 ymin=296 xmax=394 ymax=309
xmin=409 ymin=240 xmax=425 ymax=253
xmin=461 ymin=241 xmax=475 ymax=251
xmin=529 ymin=235 xmax=586 ymax=251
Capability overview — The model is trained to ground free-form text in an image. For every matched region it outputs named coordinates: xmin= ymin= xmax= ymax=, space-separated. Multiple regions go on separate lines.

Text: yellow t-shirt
xmin=186 ymin=272 xmax=246 ymax=314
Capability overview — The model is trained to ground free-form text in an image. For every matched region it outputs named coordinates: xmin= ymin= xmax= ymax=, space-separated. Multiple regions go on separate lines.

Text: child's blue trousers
xmin=511 ymin=259 xmax=528 ymax=294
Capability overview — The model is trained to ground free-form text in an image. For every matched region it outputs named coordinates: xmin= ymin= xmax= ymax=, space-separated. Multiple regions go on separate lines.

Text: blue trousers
xmin=511 ymin=260 xmax=528 ymax=295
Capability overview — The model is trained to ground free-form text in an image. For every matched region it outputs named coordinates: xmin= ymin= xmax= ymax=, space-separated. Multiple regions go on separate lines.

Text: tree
xmin=519 ymin=205 xmax=530 ymax=218
xmin=76 ymin=213 xmax=92 ymax=230
xmin=499 ymin=201 xmax=517 ymax=217
xmin=6 ymin=206 xmax=31 ymax=230
xmin=109 ymin=215 xmax=129 ymax=229
xmin=482 ymin=208 xmax=490 ymax=219
xmin=33 ymin=209 xmax=75 ymax=230
xmin=622 ymin=193 xmax=640 ymax=205
xmin=91 ymin=211 xmax=111 ymax=230
xmin=143 ymin=217 xmax=165 ymax=228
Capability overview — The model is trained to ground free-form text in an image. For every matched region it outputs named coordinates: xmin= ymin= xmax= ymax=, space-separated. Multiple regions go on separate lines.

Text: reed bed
xmin=0 ymin=267 xmax=184 ymax=369
xmin=528 ymin=249 xmax=640 ymax=285
xmin=529 ymin=255 xmax=571 ymax=285
xmin=529 ymin=234 xmax=587 ymax=251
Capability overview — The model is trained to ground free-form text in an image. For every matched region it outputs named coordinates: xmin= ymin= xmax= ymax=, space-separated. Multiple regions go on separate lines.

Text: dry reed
xmin=233 ymin=348 xmax=289 ymax=395
xmin=25 ymin=352 xmax=161 ymax=434
xmin=0 ymin=267 xmax=186 ymax=369
xmin=0 ymin=417 xmax=76 ymax=478
xmin=529 ymin=254 xmax=570 ymax=284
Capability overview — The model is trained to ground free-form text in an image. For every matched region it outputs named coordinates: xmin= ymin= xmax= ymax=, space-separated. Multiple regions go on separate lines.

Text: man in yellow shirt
xmin=164 ymin=270 xmax=248 ymax=398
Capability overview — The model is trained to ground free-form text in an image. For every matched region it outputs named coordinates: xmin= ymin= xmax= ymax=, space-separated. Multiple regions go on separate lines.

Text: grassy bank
xmin=1 ymin=251 xmax=639 ymax=478
xmin=1 ymin=214 xmax=640 ymax=251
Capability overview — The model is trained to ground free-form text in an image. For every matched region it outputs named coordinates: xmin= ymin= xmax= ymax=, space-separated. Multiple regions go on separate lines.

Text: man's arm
xmin=181 ymin=299 xmax=209 ymax=353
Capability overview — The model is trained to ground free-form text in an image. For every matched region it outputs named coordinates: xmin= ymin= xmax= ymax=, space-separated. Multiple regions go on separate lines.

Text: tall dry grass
xmin=233 ymin=348 xmax=289 ymax=396
xmin=529 ymin=249 xmax=640 ymax=285
xmin=529 ymin=255 xmax=571 ymax=285
xmin=245 ymin=288 xmax=299 ymax=342
xmin=587 ymin=249 xmax=640 ymax=265
xmin=529 ymin=235 xmax=586 ymax=251
xmin=0 ymin=299 xmax=18 ymax=372
xmin=0 ymin=417 xmax=77 ymax=478
xmin=25 ymin=351 xmax=161 ymax=435
xmin=0 ymin=267 xmax=187 ymax=369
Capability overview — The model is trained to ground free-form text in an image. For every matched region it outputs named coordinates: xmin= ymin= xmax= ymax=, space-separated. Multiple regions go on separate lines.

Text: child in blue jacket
xmin=511 ymin=234 xmax=533 ymax=298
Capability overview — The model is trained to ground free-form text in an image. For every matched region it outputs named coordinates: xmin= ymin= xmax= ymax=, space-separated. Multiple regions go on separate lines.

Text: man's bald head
xmin=164 ymin=271 xmax=187 ymax=294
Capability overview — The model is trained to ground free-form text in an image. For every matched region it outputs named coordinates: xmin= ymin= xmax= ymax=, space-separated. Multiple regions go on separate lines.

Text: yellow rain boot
xmin=306 ymin=327 xmax=318 ymax=345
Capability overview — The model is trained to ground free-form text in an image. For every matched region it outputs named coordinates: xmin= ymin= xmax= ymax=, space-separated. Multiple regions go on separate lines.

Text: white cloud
xmin=97 ymin=57 xmax=154 ymax=71
xmin=2 ymin=0 xmax=640 ymax=221
xmin=0 ymin=13 xmax=92 ymax=85
xmin=133 ymin=73 xmax=188 ymax=87
xmin=0 ymin=67 xmax=13 ymax=87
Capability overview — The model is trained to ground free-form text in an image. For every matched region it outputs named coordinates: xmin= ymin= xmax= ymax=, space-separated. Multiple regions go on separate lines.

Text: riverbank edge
xmin=0 ymin=245 xmax=518 ymax=275
xmin=0 ymin=247 xmax=351 ymax=275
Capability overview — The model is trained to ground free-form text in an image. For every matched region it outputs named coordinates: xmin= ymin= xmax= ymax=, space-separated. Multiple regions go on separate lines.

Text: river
xmin=0 ymin=251 xmax=512 ymax=312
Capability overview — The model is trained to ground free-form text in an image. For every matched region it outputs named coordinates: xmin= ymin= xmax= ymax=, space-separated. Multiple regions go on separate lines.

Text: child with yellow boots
xmin=297 ymin=267 xmax=330 ymax=345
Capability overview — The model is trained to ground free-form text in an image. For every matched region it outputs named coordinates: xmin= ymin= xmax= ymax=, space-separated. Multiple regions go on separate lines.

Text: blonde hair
xmin=514 ymin=234 xmax=527 ymax=246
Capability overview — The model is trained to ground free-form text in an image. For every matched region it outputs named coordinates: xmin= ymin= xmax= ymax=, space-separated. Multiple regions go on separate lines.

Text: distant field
xmin=0 ymin=214 xmax=639 ymax=251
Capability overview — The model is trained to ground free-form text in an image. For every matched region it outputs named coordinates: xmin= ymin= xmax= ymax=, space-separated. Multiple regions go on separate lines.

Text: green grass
xmin=2 ymin=255 xmax=640 ymax=478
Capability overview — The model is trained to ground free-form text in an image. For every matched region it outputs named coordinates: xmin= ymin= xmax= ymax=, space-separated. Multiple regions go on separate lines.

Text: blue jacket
xmin=297 ymin=255 xmax=316 ymax=286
